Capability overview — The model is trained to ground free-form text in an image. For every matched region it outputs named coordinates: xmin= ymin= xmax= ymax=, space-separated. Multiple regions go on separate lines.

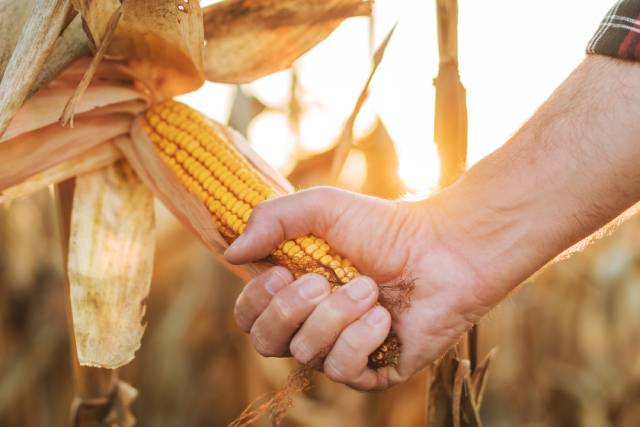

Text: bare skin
xmin=225 ymin=56 xmax=640 ymax=390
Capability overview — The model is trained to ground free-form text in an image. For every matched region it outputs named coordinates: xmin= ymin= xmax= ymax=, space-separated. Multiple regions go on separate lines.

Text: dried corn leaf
xmin=0 ymin=0 xmax=73 ymax=137
xmin=202 ymin=0 xmax=372 ymax=83
xmin=330 ymin=23 xmax=396 ymax=180
xmin=0 ymin=143 xmax=121 ymax=204
xmin=470 ymin=348 xmax=497 ymax=409
xmin=0 ymin=0 xmax=36 ymax=78
xmin=68 ymin=161 xmax=155 ymax=368
xmin=29 ymin=14 xmax=91 ymax=98
xmin=452 ymin=359 xmax=470 ymax=427
xmin=0 ymin=115 xmax=130 ymax=192
xmin=107 ymin=0 xmax=205 ymax=97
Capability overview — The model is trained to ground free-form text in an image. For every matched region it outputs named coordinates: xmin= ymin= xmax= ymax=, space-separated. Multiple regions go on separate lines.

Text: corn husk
xmin=2 ymin=84 xmax=142 ymax=142
xmin=0 ymin=143 xmax=121 ymax=204
xmin=0 ymin=115 xmax=130 ymax=193
xmin=67 ymin=161 xmax=155 ymax=368
xmin=114 ymin=1 xmax=204 ymax=98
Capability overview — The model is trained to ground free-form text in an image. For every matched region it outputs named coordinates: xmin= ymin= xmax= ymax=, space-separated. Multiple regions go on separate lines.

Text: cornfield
xmin=1 ymin=1 xmax=638 ymax=427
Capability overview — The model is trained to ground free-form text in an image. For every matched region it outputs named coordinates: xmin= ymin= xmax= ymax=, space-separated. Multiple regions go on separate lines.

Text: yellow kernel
xmin=320 ymin=255 xmax=332 ymax=266
xmin=202 ymin=176 xmax=214 ymax=190
xmin=214 ymin=185 xmax=226 ymax=199
xmin=300 ymin=237 xmax=314 ymax=249
xmin=207 ymin=179 xmax=220 ymax=194
xmin=193 ymin=146 xmax=205 ymax=161
xmin=220 ymin=192 xmax=233 ymax=206
xmin=185 ymin=140 xmax=198 ymax=153
xmin=175 ymin=150 xmax=187 ymax=163
xmin=304 ymin=244 xmax=318 ymax=255
xmin=312 ymin=249 xmax=326 ymax=260
xmin=231 ymin=200 xmax=244 ymax=215
xmin=287 ymin=245 xmax=301 ymax=256
xmin=282 ymin=241 xmax=295 ymax=253
xmin=237 ymin=203 xmax=250 ymax=218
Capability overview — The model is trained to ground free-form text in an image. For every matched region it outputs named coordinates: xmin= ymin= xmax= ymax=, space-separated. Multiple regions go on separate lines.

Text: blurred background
xmin=3 ymin=0 xmax=640 ymax=426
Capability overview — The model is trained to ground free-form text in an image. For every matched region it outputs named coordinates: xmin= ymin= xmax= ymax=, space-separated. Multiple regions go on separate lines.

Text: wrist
xmin=423 ymin=170 xmax=554 ymax=303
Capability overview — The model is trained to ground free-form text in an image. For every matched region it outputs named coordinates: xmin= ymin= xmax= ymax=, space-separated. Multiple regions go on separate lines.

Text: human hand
xmin=225 ymin=187 xmax=496 ymax=390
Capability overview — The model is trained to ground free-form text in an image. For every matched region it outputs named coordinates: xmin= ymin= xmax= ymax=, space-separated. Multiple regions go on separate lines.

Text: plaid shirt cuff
xmin=587 ymin=0 xmax=640 ymax=60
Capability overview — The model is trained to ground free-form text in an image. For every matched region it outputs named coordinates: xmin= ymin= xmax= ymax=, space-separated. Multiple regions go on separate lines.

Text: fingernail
xmin=364 ymin=307 xmax=387 ymax=326
xmin=346 ymin=277 xmax=375 ymax=301
xmin=298 ymin=276 xmax=329 ymax=302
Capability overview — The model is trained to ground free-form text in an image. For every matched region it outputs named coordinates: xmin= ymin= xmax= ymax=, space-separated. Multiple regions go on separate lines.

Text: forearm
xmin=431 ymin=55 xmax=640 ymax=301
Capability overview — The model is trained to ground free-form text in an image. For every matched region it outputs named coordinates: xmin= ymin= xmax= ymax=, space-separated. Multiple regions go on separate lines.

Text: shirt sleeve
xmin=587 ymin=0 xmax=640 ymax=60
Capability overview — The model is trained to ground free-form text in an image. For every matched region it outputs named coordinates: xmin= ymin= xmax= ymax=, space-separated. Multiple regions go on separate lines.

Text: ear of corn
xmin=141 ymin=100 xmax=399 ymax=368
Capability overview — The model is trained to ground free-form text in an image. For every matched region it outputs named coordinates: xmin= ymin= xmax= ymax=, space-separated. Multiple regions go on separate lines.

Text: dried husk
xmin=69 ymin=1 xmax=205 ymax=98
xmin=2 ymin=84 xmax=142 ymax=142
xmin=67 ymin=161 xmax=155 ymax=368
xmin=108 ymin=0 xmax=205 ymax=98
xmin=202 ymin=0 xmax=372 ymax=83
xmin=0 ymin=115 xmax=130 ymax=193
xmin=0 ymin=143 xmax=121 ymax=204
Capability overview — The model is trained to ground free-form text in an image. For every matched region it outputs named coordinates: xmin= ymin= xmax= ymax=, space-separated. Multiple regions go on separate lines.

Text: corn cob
xmin=141 ymin=100 xmax=399 ymax=368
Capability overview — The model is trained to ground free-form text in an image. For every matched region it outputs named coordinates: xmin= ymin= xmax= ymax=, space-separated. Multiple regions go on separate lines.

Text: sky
xmin=185 ymin=0 xmax=615 ymax=192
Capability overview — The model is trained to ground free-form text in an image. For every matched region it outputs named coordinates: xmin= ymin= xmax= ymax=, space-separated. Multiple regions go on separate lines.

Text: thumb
xmin=224 ymin=186 xmax=348 ymax=265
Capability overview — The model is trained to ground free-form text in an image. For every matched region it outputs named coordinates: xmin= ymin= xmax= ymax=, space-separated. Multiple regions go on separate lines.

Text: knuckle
xmin=324 ymin=357 xmax=349 ymax=384
xmin=289 ymin=337 xmax=314 ymax=364
xmin=340 ymin=329 xmax=363 ymax=356
xmin=271 ymin=294 xmax=295 ymax=324
xmin=316 ymin=299 xmax=345 ymax=327
xmin=250 ymin=327 xmax=277 ymax=357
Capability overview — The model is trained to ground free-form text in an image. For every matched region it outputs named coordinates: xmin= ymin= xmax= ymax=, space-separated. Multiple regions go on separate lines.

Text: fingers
xmin=249 ymin=274 xmax=331 ymax=357
xmin=323 ymin=306 xmax=391 ymax=390
xmin=289 ymin=276 xmax=379 ymax=364
xmin=224 ymin=187 xmax=348 ymax=264
xmin=237 ymin=271 xmax=390 ymax=391
xmin=234 ymin=266 xmax=293 ymax=333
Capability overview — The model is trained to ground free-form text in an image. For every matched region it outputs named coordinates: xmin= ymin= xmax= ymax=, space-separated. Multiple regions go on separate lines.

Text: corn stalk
xmin=427 ymin=1 xmax=494 ymax=426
